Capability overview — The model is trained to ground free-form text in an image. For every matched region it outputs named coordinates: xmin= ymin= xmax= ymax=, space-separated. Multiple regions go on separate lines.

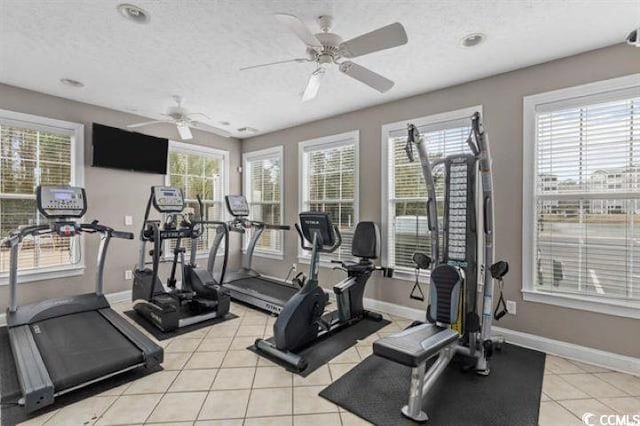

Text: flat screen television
xmin=92 ymin=123 xmax=168 ymax=174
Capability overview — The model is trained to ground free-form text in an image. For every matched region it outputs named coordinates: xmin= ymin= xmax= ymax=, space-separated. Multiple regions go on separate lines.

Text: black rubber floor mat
xmin=248 ymin=317 xmax=390 ymax=377
xmin=320 ymin=344 xmax=545 ymax=426
xmin=123 ymin=310 xmax=238 ymax=340
xmin=0 ymin=326 xmax=162 ymax=426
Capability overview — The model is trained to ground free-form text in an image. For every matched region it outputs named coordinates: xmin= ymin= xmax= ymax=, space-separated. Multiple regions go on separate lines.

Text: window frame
xmin=0 ymin=109 xmax=85 ymax=286
xmin=380 ymin=105 xmax=482 ymax=281
xmin=298 ymin=130 xmax=360 ymax=265
xmin=522 ymin=74 xmax=640 ymax=319
xmin=242 ymin=145 xmax=285 ymax=260
xmin=165 ymin=140 xmax=230 ymax=259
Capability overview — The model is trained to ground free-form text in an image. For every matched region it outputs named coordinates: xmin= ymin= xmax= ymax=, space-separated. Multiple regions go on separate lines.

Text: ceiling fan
xmin=127 ymin=96 xmax=231 ymax=139
xmin=241 ymin=14 xmax=408 ymax=102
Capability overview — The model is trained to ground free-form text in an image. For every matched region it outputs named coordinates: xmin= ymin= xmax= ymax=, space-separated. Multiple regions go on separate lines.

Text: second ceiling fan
xmin=241 ymin=14 xmax=408 ymax=102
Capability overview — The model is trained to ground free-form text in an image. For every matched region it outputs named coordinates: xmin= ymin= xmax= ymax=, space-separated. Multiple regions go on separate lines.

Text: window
xmin=0 ymin=109 xmax=84 ymax=283
xmin=523 ymin=74 xmax=640 ymax=317
xmin=382 ymin=107 xmax=479 ymax=277
xmin=243 ymin=146 xmax=284 ymax=257
xmin=166 ymin=141 xmax=228 ymax=256
xmin=299 ymin=131 xmax=358 ymax=262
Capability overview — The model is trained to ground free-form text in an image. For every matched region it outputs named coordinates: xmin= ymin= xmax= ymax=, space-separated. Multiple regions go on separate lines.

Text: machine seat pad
xmin=373 ymin=323 xmax=459 ymax=367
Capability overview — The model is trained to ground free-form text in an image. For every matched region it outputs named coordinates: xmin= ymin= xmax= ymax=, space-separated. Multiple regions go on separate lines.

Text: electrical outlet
xmin=506 ymin=300 xmax=517 ymax=315
xmin=125 ymin=270 xmax=133 ymax=280
xmin=124 ymin=215 xmax=133 ymax=226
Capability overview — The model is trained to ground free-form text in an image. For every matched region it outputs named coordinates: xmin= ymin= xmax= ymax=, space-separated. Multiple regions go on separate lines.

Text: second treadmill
xmin=223 ymin=195 xmax=299 ymax=314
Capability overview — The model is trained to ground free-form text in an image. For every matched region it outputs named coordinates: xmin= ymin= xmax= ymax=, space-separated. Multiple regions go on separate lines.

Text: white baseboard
xmin=363 ymin=297 xmax=640 ymax=376
xmin=492 ymin=326 xmax=640 ymax=376
xmin=0 ymin=289 xmax=134 ymax=327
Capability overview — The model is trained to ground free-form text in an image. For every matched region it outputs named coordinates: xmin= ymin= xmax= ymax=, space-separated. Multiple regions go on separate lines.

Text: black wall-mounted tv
xmin=92 ymin=123 xmax=168 ymax=174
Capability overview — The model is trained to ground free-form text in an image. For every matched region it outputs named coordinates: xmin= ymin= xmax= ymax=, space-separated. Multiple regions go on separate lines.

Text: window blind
xmin=245 ymin=152 xmax=283 ymax=254
xmin=387 ymin=124 xmax=471 ymax=271
xmin=168 ymin=149 xmax=224 ymax=254
xmin=535 ymin=96 xmax=640 ymax=301
xmin=301 ymin=139 xmax=357 ymax=261
xmin=0 ymin=124 xmax=75 ymax=272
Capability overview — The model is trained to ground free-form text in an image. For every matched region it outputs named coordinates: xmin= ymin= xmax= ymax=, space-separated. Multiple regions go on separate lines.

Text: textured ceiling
xmin=0 ymin=0 xmax=638 ymax=138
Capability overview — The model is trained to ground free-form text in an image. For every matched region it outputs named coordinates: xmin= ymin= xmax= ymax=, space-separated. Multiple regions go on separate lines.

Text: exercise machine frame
xmin=373 ymin=112 xmax=507 ymax=422
xmin=255 ymin=213 xmax=387 ymax=371
xmin=4 ymin=185 xmax=162 ymax=412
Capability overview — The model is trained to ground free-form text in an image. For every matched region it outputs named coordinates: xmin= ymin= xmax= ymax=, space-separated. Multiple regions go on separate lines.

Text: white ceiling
xmin=0 ymin=0 xmax=638 ymax=138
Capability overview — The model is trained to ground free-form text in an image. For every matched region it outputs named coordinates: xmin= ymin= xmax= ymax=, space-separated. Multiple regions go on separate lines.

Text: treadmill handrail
xmin=6 ymin=221 xmax=133 ymax=312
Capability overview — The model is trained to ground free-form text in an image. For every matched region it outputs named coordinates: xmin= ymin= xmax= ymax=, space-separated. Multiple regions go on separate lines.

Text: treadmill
xmin=3 ymin=185 xmax=163 ymax=413
xmin=223 ymin=195 xmax=299 ymax=314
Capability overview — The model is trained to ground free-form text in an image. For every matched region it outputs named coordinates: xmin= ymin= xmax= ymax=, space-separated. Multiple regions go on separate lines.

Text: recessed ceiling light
xmin=237 ymin=127 xmax=258 ymax=134
xmin=218 ymin=121 xmax=230 ymax=126
xmin=60 ymin=78 xmax=84 ymax=88
xmin=117 ymin=4 xmax=150 ymax=24
xmin=460 ymin=33 xmax=486 ymax=48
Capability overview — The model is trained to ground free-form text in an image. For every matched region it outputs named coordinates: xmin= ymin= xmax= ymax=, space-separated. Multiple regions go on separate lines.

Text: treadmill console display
xmin=152 ymin=186 xmax=185 ymax=213
xmin=37 ymin=186 xmax=87 ymax=218
xmin=225 ymin=195 xmax=250 ymax=217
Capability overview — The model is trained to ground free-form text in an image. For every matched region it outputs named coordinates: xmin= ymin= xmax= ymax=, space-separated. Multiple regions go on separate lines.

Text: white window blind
xmin=167 ymin=144 xmax=226 ymax=254
xmin=0 ymin=123 xmax=77 ymax=273
xmin=387 ymin=121 xmax=471 ymax=271
xmin=244 ymin=147 xmax=283 ymax=255
xmin=300 ymin=133 xmax=358 ymax=261
xmin=534 ymin=94 xmax=640 ymax=302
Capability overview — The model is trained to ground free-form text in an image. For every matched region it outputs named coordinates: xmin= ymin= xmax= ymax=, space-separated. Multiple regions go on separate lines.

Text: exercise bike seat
xmin=373 ymin=324 xmax=459 ymax=367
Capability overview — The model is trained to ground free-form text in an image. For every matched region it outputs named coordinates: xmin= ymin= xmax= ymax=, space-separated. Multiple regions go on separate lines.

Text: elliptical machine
xmin=132 ymin=186 xmax=230 ymax=332
xmin=255 ymin=212 xmax=388 ymax=371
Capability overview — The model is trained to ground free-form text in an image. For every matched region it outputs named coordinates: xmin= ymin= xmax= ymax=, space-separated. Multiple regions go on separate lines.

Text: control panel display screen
xmin=52 ymin=190 xmax=74 ymax=201
xmin=37 ymin=186 xmax=87 ymax=218
xmin=152 ymin=186 xmax=185 ymax=213
xmin=225 ymin=195 xmax=250 ymax=217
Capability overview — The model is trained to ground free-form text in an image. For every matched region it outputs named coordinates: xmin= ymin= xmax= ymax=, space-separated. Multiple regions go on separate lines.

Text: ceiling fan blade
xmin=127 ymin=120 xmax=171 ymax=129
xmin=275 ymin=14 xmax=323 ymax=50
xmin=240 ymin=58 xmax=310 ymax=71
xmin=338 ymin=22 xmax=408 ymax=58
xmin=191 ymin=121 xmax=232 ymax=138
xmin=302 ymin=68 xmax=325 ymax=102
xmin=176 ymin=122 xmax=193 ymax=140
xmin=339 ymin=61 xmax=394 ymax=93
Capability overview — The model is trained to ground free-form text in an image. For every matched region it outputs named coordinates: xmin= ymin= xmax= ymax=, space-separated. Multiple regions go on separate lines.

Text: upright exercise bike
xmin=132 ymin=186 xmax=231 ymax=332
xmin=255 ymin=212 xmax=389 ymax=371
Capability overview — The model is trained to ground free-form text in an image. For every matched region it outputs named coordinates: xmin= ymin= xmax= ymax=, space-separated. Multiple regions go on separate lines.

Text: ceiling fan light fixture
xmin=176 ymin=123 xmax=193 ymax=140
xmin=460 ymin=33 xmax=486 ymax=48
xmin=60 ymin=78 xmax=84 ymax=88
xmin=117 ymin=4 xmax=150 ymax=24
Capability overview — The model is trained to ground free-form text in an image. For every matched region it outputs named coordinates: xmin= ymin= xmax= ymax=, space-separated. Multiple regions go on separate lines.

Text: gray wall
xmin=242 ymin=44 xmax=640 ymax=358
xmin=0 ymin=83 xmax=243 ymax=310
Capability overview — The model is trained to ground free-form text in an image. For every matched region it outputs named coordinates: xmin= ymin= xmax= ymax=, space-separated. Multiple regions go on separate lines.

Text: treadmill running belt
xmin=31 ymin=311 xmax=143 ymax=391
xmin=227 ymin=277 xmax=299 ymax=302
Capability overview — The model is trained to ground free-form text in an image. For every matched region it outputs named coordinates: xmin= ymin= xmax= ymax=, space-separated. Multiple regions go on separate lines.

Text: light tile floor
xmin=18 ymin=301 xmax=640 ymax=425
